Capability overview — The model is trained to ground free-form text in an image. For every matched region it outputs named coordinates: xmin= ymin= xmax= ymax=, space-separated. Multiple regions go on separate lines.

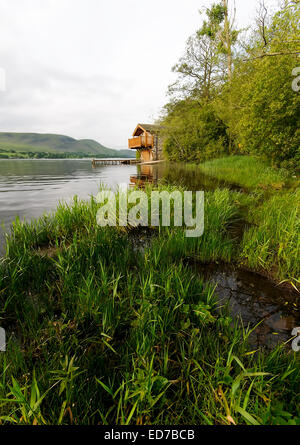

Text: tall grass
xmin=182 ymin=155 xmax=299 ymax=287
xmin=149 ymin=188 xmax=239 ymax=264
xmin=196 ymin=156 xmax=290 ymax=189
xmin=0 ymin=188 xmax=299 ymax=425
xmin=241 ymin=190 xmax=300 ymax=290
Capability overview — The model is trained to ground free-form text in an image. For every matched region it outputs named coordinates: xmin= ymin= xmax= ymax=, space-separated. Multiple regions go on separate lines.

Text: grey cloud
xmin=0 ymin=0 xmax=279 ymax=147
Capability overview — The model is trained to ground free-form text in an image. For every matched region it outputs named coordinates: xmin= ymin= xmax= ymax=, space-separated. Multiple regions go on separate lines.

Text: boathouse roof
xmin=133 ymin=123 xmax=160 ymax=137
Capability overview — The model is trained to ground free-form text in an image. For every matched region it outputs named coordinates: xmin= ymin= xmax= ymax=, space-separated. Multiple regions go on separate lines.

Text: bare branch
xmin=244 ymin=50 xmax=300 ymax=61
xmin=257 ymin=0 xmax=269 ymax=48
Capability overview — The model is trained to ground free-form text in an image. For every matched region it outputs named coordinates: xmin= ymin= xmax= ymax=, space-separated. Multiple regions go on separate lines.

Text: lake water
xmin=0 ymin=159 xmax=137 ymax=240
xmin=0 ymin=159 xmax=231 ymax=241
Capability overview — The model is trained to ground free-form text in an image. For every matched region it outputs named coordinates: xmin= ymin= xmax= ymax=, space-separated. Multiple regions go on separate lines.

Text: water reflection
xmin=162 ymin=163 xmax=242 ymax=191
xmin=194 ymin=262 xmax=300 ymax=349
xmin=130 ymin=162 xmax=242 ymax=191
xmin=130 ymin=164 xmax=162 ymax=187
xmin=0 ymin=159 xmax=136 ymax=250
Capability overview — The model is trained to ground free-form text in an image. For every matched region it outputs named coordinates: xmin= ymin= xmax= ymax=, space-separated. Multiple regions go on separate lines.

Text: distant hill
xmin=0 ymin=132 xmax=135 ymax=159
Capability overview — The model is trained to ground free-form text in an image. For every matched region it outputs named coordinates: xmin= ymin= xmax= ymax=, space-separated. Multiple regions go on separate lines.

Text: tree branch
xmin=244 ymin=50 xmax=300 ymax=61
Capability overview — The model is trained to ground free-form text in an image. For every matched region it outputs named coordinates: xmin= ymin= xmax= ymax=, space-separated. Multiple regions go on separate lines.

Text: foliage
xmin=196 ymin=155 xmax=289 ymax=189
xmin=162 ymin=99 xmax=228 ymax=162
xmin=160 ymin=1 xmax=300 ymax=168
xmin=169 ymin=32 xmax=224 ymax=100
xmin=241 ymin=189 xmax=300 ymax=289
xmin=216 ymin=5 xmax=300 ymax=167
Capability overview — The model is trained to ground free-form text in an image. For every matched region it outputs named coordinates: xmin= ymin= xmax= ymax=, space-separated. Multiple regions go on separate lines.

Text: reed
xmin=196 ymin=156 xmax=290 ymax=189
xmin=0 ymin=186 xmax=299 ymax=425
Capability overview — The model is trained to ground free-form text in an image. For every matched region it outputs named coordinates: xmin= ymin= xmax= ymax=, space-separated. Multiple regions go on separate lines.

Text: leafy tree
xmin=200 ymin=1 xmax=239 ymax=80
xmin=161 ymin=99 xmax=228 ymax=162
xmin=169 ymin=33 xmax=224 ymax=100
xmin=245 ymin=0 xmax=300 ymax=60
xmin=216 ymin=2 xmax=300 ymax=166
xmin=161 ymin=0 xmax=299 ymax=168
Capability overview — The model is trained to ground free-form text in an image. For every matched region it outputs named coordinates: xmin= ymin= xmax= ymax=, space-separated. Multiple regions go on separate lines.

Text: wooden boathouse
xmin=128 ymin=124 xmax=163 ymax=163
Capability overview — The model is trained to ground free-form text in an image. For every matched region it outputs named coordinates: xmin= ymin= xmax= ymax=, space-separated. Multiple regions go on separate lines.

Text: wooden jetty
xmin=92 ymin=158 xmax=138 ymax=167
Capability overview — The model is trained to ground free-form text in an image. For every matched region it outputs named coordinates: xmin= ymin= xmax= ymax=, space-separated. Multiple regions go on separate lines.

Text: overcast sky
xmin=0 ymin=0 xmax=280 ymax=149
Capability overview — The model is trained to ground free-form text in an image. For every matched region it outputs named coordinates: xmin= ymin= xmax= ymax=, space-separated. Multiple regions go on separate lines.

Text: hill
xmin=0 ymin=132 xmax=135 ymax=159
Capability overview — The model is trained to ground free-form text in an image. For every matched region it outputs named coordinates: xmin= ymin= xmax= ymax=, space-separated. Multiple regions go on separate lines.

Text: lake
xmin=0 ymin=159 xmax=137 ymax=243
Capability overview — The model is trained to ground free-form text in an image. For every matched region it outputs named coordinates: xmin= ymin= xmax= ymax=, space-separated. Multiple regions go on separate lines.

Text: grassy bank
xmin=196 ymin=156 xmax=293 ymax=190
xmin=0 ymin=186 xmax=299 ymax=425
xmin=241 ymin=190 xmax=300 ymax=289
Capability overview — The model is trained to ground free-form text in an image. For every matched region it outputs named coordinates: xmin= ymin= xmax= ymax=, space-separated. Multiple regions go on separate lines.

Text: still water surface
xmin=0 ymin=159 xmax=233 ymax=238
xmin=0 ymin=159 xmax=137 ymax=233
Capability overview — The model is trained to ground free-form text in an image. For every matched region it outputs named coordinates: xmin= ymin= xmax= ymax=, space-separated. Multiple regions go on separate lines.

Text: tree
xmin=244 ymin=0 xmax=300 ymax=60
xmin=169 ymin=2 xmax=240 ymax=101
xmin=169 ymin=33 xmax=224 ymax=101
xmin=200 ymin=1 xmax=239 ymax=81
xmin=161 ymin=99 xmax=228 ymax=162
xmin=161 ymin=0 xmax=300 ymax=168
xmin=221 ymin=0 xmax=235 ymax=80
xmin=216 ymin=2 xmax=300 ymax=167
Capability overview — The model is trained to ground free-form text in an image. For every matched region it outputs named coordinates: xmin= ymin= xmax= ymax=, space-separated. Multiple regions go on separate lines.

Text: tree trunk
xmin=223 ymin=0 xmax=232 ymax=81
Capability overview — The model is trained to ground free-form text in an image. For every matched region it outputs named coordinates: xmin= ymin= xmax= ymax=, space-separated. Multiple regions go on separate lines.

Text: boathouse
xmin=128 ymin=124 xmax=163 ymax=163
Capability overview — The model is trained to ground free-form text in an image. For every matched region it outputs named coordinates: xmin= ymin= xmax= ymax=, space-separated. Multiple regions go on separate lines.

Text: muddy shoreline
xmin=187 ymin=260 xmax=300 ymax=349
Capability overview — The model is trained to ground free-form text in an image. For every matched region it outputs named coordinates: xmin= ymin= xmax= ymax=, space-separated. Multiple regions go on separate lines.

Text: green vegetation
xmin=173 ymin=156 xmax=299 ymax=289
xmin=0 ymin=188 xmax=299 ymax=425
xmin=241 ymin=190 xmax=300 ymax=290
xmin=0 ymin=0 xmax=299 ymax=427
xmin=196 ymin=156 xmax=290 ymax=189
xmin=0 ymin=132 xmax=134 ymax=159
xmin=162 ymin=101 xmax=228 ymax=162
xmin=151 ymin=187 xmax=238 ymax=264
xmin=160 ymin=1 xmax=300 ymax=169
